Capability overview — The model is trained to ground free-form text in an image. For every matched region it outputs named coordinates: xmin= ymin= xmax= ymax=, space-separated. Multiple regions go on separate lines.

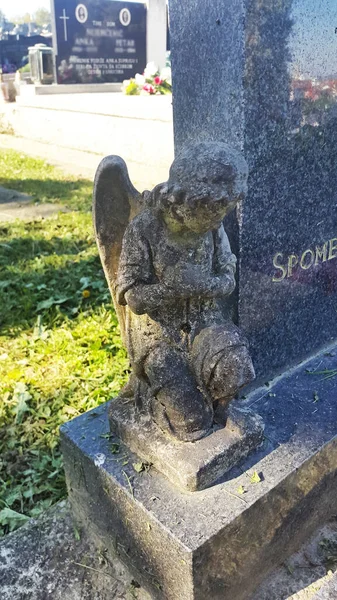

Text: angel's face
xmin=164 ymin=195 xmax=237 ymax=235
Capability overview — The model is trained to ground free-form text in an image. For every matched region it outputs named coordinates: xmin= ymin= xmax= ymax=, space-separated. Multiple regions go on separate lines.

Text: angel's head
xmin=150 ymin=142 xmax=248 ymax=234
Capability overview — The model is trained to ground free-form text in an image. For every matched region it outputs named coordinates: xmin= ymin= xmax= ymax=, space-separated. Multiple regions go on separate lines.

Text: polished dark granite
xmin=52 ymin=0 xmax=146 ymax=84
xmin=169 ymin=0 xmax=337 ymax=380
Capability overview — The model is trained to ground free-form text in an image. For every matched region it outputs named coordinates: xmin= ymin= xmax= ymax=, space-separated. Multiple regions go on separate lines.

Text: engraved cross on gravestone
xmin=59 ymin=8 xmax=69 ymax=42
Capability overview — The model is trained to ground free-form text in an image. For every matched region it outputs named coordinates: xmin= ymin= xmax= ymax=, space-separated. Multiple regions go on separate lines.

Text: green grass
xmin=0 ymin=150 xmax=128 ymax=535
xmin=0 ymin=150 xmax=92 ymax=211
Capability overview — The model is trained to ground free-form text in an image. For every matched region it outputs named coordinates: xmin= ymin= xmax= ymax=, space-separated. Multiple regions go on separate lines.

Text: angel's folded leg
xmin=192 ymin=324 xmax=255 ymax=409
xmin=143 ymin=343 xmax=213 ymax=442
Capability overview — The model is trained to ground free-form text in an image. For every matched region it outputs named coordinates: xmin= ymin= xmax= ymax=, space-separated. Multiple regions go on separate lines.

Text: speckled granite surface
xmin=169 ymin=0 xmax=337 ymax=381
xmin=1 ymin=500 xmax=336 ymax=600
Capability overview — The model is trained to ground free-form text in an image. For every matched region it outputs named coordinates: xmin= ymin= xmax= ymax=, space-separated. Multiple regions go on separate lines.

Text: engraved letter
xmin=328 ymin=238 xmax=337 ymax=260
xmin=272 ymin=252 xmax=287 ymax=282
xmin=287 ymin=254 xmax=298 ymax=278
xmin=300 ymin=249 xmax=315 ymax=270
xmin=315 ymin=243 xmax=328 ymax=265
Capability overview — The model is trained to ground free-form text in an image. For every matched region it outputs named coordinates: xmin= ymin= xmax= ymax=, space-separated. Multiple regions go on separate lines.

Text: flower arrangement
xmin=123 ymin=61 xmax=172 ymax=96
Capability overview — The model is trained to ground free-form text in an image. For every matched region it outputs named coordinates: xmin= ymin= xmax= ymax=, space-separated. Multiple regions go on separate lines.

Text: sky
xmin=0 ymin=0 xmax=141 ymax=20
xmin=0 ymin=0 xmax=50 ymax=19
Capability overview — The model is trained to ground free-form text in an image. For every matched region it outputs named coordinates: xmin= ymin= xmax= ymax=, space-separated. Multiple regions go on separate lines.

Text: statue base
xmin=60 ymin=344 xmax=337 ymax=599
xmin=108 ymin=398 xmax=264 ymax=492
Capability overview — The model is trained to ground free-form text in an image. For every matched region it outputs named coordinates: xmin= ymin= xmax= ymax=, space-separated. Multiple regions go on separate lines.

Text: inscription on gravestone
xmin=169 ymin=0 xmax=337 ymax=380
xmin=51 ymin=0 xmax=146 ymax=84
xmin=241 ymin=0 xmax=337 ymax=378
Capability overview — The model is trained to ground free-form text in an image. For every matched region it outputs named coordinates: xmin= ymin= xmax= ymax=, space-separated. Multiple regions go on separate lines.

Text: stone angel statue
xmin=93 ymin=142 xmax=255 ymax=443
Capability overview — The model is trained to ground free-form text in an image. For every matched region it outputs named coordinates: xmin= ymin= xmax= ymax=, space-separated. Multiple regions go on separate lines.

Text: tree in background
xmin=33 ymin=8 xmax=51 ymax=27
xmin=12 ymin=13 xmax=32 ymax=24
xmin=11 ymin=8 xmax=51 ymax=26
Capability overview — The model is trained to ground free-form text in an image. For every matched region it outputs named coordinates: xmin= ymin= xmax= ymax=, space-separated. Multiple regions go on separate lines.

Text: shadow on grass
xmin=0 ymin=178 xmax=93 ymax=212
xmin=0 ymin=233 xmax=93 ymax=264
xmin=0 ymin=233 xmax=112 ymax=335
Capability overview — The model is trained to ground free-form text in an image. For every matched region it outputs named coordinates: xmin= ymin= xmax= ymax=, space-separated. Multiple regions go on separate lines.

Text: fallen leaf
xmin=133 ymin=462 xmax=145 ymax=473
xmin=133 ymin=461 xmax=151 ymax=474
xmin=250 ymin=471 xmax=262 ymax=484
xmin=0 ymin=508 xmax=29 ymax=532
xmin=36 ymin=296 xmax=71 ymax=311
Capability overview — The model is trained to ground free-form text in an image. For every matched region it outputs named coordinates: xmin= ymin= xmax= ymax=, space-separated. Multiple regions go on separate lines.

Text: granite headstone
xmin=51 ymin=0 xmax=146 ymax=84
xmin=169 ymin=0 xmax=337 ymax=381
xmin=0 ymin=35 xmax=52 ymax=71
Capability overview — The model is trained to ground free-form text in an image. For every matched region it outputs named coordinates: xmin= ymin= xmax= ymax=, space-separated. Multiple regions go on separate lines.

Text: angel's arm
xmin=124 ymin=284 xmax=172 ymax=315
xmin=116 ymin=220 xmax=177 ymax=315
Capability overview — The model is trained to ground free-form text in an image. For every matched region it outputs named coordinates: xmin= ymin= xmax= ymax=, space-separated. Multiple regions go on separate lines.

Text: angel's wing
xmin=93 ymin=156 xmax=142 ymax=343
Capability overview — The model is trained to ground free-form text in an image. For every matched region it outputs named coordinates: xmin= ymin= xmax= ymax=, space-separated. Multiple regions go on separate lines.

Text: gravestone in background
xmin=169 ymin=0 xmax=337 ymax=381
xmin=0 ymin=35 xmax=52 ymax=71
xmin=51 ymin=0 xmax=146 ymax=84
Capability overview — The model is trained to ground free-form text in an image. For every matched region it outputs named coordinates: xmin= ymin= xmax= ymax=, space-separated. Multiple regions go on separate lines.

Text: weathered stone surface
xmin=169 ymin=0 xmax=245 ymax=152
xmin=0 ymin=202 xmax=69 ymax=222
xmin=253 ymin=520 xmax=337 ymax=600
xmin=0 ymin=500 xmax=150 ymax=600
xmin=0 ymin=185 xmax=69 ymax=222
xmin=93 ymin=143 xmax=255 ymax=451
xmin=61 ymin=342 xmax=337 ymax=600
xmin=109 ymin=398 xmax=264 ymax=491
xmin=0 ymin=186 xmax=32 ymax=204
xmin=1 ymin=500 xmax=336 ymax=600
xmin=169 ymin=0 xmax=337 ymax=382
xmin=314 ymin=572 xmax=337 ymax=600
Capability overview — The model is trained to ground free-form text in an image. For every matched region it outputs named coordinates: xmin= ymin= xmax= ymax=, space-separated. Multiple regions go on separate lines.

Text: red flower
xmin=154 ymin=76 xmax=163 ymax=85
xmin=143 ymin=83 xmax=155 ymax=94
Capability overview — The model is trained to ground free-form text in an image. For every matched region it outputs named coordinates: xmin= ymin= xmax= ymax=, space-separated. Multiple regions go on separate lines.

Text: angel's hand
xmin=203 ymin=271 xmax=236 ymax=298
xmin=124 ymin=284 xmax=173 ymax=315
xmin=162 ymin=265 xmax=209 ymax=297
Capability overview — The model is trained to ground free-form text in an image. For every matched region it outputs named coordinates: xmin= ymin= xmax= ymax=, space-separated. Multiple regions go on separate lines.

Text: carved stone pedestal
xmin=61 ymin=345 xmax=337 ymax=600
xmin=109 ymin=398 xmax=264 ymax=492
